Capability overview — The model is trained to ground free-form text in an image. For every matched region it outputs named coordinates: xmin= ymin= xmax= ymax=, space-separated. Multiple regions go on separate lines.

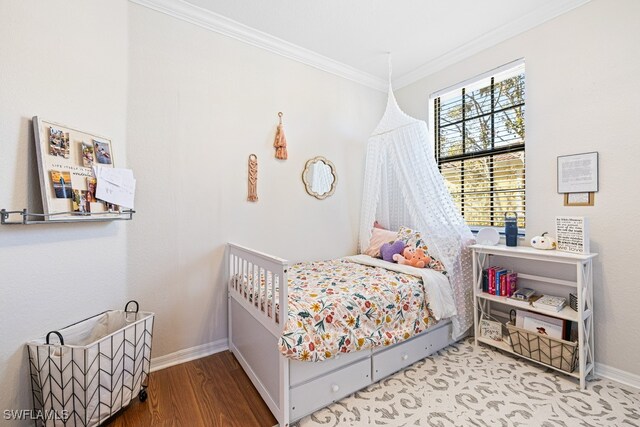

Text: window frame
xmin=429 ymin=60 xmax=526 ymax=232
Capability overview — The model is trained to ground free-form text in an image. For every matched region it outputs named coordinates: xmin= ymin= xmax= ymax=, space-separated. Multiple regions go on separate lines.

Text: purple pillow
xmin=380 ymin=240 xmax=406 ymax=263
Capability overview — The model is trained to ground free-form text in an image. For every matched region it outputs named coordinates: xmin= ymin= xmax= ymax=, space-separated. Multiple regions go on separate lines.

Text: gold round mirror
xmin=302 ymin=156 xmax=337 ymax=200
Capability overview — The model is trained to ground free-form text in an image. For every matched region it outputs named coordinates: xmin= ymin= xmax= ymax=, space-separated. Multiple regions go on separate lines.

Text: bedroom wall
xmin=395 ymin=0 xmax=640 ymax=378
xmin=0 ymin=0 xmax=383 ymax=420
xmin=125 ymin=4 xmax=384 ymax=362
xmin=0 ymin=0 xmax=129 ymax=423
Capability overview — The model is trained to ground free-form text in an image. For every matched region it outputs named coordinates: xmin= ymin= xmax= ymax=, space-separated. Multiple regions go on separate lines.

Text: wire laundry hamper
xmin=27 ymin=301 xmax=154 ymax=427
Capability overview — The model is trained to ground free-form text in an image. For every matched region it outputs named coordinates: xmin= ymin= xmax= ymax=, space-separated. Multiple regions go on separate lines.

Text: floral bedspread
xmin=280 ymin=259 xmax=436 ymax=362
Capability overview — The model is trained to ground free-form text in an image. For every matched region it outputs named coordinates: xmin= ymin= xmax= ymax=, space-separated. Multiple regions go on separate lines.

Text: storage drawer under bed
xmin=289 ymin=358 xmax=371 ymax=421
xmin=289 ymin=349 xmax=370 ymax=387
xmin=372 ymin=322 xmax=450 ymax=382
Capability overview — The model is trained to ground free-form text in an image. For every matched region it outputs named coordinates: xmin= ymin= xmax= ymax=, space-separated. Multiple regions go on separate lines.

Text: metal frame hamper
xmin=27 ymin=301 xmax=154 ymax=426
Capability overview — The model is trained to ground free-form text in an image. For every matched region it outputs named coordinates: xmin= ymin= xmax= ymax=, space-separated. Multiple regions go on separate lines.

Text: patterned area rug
xmin=296 ymin=338 xmax=640 ymax=426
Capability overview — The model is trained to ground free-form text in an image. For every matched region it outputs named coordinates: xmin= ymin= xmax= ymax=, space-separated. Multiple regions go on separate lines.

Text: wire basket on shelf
xmin=506 ymin=320 xmax=578 ymax=373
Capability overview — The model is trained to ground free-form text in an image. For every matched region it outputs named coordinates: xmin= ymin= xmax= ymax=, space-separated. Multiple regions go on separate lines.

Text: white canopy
xmin=359 ymin=87 xmax=475 ymax=339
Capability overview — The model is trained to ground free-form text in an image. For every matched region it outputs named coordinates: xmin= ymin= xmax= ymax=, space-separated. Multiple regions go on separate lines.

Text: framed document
xmin=557 ymin=152 xmax=598 ymax=193
xmin=564 ymin=192 xmax=594 ymax=206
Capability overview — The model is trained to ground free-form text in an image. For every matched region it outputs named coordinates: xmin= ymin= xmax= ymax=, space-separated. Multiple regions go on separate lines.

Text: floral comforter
xmin=280 ymin=259 xmax=436 ymax=362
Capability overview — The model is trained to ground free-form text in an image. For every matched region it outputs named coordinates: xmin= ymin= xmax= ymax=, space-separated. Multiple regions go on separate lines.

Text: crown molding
xmin=393 ymin=0 xmax=591 ymax=89
xmin=129 ymin=0 xmax=388 ymax=92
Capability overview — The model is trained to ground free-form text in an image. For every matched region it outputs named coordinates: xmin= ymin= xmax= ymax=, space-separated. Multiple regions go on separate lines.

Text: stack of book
xmin=532 ymin=295 xmax=567 ymax=312
xmin=508 ymin=288 xmax=541 ymax=307
xmin=482 ymin=267 xmax=518 ymax=297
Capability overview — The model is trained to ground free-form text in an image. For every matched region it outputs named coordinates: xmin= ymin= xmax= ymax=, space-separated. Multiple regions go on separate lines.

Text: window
xmin=432 ymin=61 xmax=525 ymax=229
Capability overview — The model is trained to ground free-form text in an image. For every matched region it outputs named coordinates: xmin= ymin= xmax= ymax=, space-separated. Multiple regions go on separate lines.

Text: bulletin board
xmin=33 ymin=117 xmax=119 ymax=221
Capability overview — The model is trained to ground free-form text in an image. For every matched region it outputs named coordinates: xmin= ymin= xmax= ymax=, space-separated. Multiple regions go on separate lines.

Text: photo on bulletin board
xmin=33 ymin=117 xmax=117 ymax=221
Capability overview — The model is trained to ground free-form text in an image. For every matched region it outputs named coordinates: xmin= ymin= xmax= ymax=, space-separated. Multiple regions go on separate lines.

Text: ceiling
xmin=144 ymin=0 xmax=590 ymax=90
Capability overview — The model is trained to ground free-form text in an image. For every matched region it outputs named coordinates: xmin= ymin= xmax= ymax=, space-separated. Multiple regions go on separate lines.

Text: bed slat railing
xmin=227 ymin=243 xmax=289 ymax=337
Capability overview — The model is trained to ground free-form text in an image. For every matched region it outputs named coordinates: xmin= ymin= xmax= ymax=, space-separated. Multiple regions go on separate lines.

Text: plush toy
xmin=380 ymin=240 xmax=405 ymax=262
xmin=393 ymin=247 xmax=431 ymax=268
xmin=531 ymin=232 xmax=557 ymax=250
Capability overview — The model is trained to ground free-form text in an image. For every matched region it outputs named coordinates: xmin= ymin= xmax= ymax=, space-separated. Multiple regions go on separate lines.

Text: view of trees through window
xmin=434 ymin=66 xmax=525 ymax=228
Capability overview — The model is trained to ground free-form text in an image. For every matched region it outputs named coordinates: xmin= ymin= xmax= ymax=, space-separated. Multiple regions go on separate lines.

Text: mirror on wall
xmin=302 ymin=157 xmax=337 ymax=200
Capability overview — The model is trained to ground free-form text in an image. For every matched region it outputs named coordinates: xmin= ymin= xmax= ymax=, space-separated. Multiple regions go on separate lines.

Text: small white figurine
xmin=531 ymin=232 xmax=557 ymax=250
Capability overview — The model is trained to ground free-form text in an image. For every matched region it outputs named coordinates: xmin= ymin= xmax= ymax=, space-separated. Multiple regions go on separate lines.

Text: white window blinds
xmin=432 ymin=61 xmax=525 ymax=228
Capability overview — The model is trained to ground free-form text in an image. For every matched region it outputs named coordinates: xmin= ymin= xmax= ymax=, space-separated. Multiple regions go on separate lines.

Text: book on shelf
xmin=516 ymin=309 xmax=565 ymax=340
xmin=482 ymin=269 xmax=488 ymax=293
xmin=487 ymin=266 xmax=499 ymax=295
xmin=512 ymin=287 xmax=536 ymax=300
xmin=482 ymin=267 xmax=518 ymax=297
xmin=507 ymin=294 xmax=541 ymax=308
xmin=532 ymin=295 xmax=567 ymax=312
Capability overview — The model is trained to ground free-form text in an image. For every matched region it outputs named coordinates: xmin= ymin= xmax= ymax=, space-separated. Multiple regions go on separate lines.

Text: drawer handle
xmin=331 ymin=384 xmax=340 ymax=393
xmin=401 ymin=354 xmax=408 ymax=361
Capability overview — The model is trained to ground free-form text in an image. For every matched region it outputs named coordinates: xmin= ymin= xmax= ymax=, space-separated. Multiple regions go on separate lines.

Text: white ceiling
xmin=141 ymin=0 xmax=590 ymax=90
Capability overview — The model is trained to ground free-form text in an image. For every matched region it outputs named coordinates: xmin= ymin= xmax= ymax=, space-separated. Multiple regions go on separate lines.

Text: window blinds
xmin=433 ymin=62 xmax=525 ymax=228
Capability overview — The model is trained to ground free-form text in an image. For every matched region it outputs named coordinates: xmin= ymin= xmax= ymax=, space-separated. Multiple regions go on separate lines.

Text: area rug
xmin=295 ymin=338 xmax=640 ymax=426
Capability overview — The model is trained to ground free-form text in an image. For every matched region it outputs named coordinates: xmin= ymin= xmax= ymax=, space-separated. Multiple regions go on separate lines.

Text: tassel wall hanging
xmin=247 ymin=154 xmax=258 ymax=202
xmin=273 ymin=112 xmax=288 ymax=160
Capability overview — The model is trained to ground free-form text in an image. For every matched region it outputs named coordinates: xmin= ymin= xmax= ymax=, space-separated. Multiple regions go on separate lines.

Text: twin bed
xmin=227 ymin=243 xmax=463 ymax=427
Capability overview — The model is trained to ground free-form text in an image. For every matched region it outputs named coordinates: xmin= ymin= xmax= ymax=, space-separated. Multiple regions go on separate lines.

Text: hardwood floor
xmin=105 ymin=351 xmax=277 ymax=427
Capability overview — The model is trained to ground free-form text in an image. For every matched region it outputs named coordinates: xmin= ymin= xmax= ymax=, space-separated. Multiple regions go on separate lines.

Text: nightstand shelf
xmin=471 ymin=244 xmax=597 ymax=389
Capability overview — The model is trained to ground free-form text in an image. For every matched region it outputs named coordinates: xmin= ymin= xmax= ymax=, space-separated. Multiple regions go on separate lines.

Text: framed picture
xmin=564 ymin=192 xmax=594 ymax=206
xmin=515 ymin=309 xmax=565 ymax=340
xmin=556 ymin=216 xmax=590 ymax=254
xmin=479 ymin=319 xmax=503 ymax=341
xmin=33 ymin=117 xmax=116 ymax=221
xmin=557 ymin=152 xmax=599 ymax=193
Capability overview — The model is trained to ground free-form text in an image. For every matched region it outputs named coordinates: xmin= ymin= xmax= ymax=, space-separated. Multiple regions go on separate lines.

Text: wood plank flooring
xmin=105 ymin=351 xmax=277 ymax=427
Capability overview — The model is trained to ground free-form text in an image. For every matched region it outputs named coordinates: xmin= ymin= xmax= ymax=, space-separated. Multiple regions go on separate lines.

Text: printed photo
xmin=81 ymin=142 xmax=94 ymax=167
xmin=86 ymin=177 xmax=97 ymax=202
xmin=104 ymin=202 xmax=120 ymax=213
xmin=49 ymin=127 xmax=70 ymax=158
xmin=50 ymin=170 xmax=73 ymax=199
xmin=93 ymin=140 xmax=112 ymax=164
xmin=72 ymin=190 xmax=91 ymax=214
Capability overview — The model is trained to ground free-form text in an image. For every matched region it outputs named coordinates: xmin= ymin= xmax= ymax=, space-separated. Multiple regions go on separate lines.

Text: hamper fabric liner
xmin=506 ymin=320 xmax=578 ymax=373
xmin=27 ymin=301 xmax=154 ymax=427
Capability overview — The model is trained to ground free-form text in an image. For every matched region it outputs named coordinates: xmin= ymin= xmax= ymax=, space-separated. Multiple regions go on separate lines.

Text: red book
xmin=487 ymin=266 xmax=499 ymax=295
xmin=507 ymin=272 xmax=518 ymax=297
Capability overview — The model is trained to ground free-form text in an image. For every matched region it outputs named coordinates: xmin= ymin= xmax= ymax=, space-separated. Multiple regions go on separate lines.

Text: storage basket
xmin=506 ymin=320 xmax=578 ymax=373
xmin=27 ymin=301 xmax=154 ymax=427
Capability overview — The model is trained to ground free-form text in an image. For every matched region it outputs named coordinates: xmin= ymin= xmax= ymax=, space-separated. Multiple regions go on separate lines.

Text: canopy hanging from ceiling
xmin=359 ymin=86 xmax=475 ymax=339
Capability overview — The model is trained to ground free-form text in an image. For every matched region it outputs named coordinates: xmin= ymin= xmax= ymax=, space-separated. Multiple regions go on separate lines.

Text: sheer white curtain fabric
xmin=359 ymin=88 xmax=475 ymax=339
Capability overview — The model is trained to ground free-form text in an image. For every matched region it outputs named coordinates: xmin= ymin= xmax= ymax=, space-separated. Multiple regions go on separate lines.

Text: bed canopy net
xmin=359 ymin=86 xmax=475 ymax=339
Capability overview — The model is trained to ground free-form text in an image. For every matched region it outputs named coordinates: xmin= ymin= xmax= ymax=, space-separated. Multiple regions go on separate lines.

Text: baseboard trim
xmin=595 ymin=362 xmax=640 ymax=390
xmin=150 ymin=338 xmax=228 ymax=372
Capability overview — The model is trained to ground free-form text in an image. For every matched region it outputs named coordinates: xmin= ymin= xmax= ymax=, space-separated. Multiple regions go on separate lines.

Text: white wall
xmin=396 ymin=0 xmax=640 ymax=377
xmin=0 ymin=0 xmax=129 ymax=423
xmin=0 ymin=0 xmax=383 ymax=421
xmin=125 ymin=3 xmax=384 ymax=359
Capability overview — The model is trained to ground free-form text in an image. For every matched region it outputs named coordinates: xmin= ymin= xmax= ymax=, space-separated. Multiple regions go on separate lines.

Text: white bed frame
xmin=227 ymin=243 xmax=455 ymax=426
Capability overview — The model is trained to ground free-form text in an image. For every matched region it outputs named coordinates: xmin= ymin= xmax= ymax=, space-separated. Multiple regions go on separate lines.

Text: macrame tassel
xmin=274 ymin=112 xmax=288 ymax=160
xmin=248 ymin=154 xmax=258 ymax=202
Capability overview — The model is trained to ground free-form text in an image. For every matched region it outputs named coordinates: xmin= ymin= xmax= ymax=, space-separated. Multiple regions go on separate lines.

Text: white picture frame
xmin=33 ymin=117 xmax=116 ymax=221
xmin=556 ymin=216 xmax=590 ymax=254
xmin=557 ymin=151 xmax=599 ymax=193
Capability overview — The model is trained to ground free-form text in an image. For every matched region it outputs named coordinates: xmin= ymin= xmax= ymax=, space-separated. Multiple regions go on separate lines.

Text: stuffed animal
xmin=531 ymin=232 xmax=557 ymax=250
xmin=393 ymin=247 xmax=431 ymax=268
xmin=380 ymin=240 xmax=406 ymax=263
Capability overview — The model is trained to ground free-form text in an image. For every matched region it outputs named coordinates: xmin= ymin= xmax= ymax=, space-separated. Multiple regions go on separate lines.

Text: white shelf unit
xmin=471 ymin=244 xmax=597 ymax=389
